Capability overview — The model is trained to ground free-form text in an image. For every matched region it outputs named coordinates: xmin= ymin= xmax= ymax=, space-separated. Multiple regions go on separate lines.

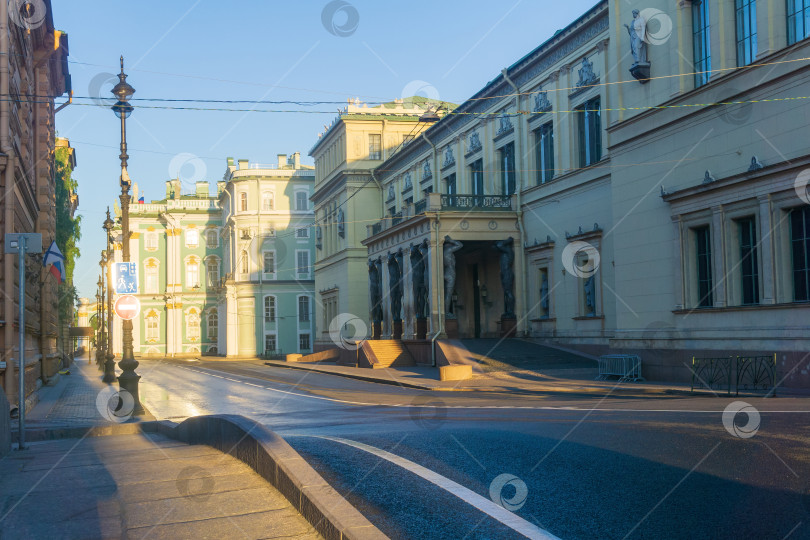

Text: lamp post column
xmin=96 ymin=272 xmax=104 ymax=370
xmin=103 ymin=209 xmax=117 ymax=383
xmin=112 ymin=56 xmax=144 ymax=415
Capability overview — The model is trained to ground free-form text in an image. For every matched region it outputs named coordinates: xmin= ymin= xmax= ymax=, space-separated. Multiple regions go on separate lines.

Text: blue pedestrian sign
xmin=114 ymin=262 xmax=138 ymax=294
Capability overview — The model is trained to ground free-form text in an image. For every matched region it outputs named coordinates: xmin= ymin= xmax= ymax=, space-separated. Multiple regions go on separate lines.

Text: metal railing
xmin=440 ymin=194 xmax=512 ymax=210
xmin=691 ymin=354 xmax=777 ymax=396
xmin=414 ymin=199 xmax=427 ymax=214
xmin=596 ymin=354 xmax=644 ymax=382
xmin=262 ymin=349 xmax=284 ymax=360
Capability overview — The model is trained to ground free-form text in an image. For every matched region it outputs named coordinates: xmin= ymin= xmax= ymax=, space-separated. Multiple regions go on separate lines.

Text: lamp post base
xmin=117 ymin=369 xmax=145 ymax=416
xmin=102 ymin=353 xmax=116 ymax=383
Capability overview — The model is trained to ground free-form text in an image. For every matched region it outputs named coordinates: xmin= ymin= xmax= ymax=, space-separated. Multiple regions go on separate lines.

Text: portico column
xmin=226 ymin=289 xmax=238 ymax=357
xmin=758 ymin=195 xmax=776 ymax=304
xmin=671 ymin=215 xmax=685 ymax=310
xmin=711 ymin=205 xmax=727 ymax=308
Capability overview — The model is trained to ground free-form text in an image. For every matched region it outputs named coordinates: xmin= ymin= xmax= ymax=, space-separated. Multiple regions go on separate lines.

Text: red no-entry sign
xmin=114 ymin=295 xmax=141 ymax=320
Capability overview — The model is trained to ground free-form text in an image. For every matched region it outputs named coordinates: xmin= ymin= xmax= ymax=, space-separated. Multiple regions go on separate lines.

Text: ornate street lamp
xmin=112 ymin=56 xmax=144 ymax=415
xmin=102 ymin=208 xmax=116 ymax=383
xmin=95 ymin=286 xmax=101 ymax=363
xmin=96 ymin=272 xmax=105 ymax=370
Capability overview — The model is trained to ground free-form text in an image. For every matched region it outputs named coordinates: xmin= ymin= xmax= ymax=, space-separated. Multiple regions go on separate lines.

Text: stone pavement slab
xmin=25 ymin=352 xmax=127 ymax=428
xmin=0 ymin=432 xmax=321 ymax=539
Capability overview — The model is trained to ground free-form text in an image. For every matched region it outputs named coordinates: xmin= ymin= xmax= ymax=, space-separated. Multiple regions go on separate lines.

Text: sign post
xmin=5 ymin=233 xmax=42 ymax=450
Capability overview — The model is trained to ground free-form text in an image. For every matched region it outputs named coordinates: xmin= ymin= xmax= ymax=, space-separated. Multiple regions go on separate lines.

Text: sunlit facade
xmin=110 ymin=154 xmax=316 ymax=358
xmin=316 ymin=0 xmax=810 ymax=387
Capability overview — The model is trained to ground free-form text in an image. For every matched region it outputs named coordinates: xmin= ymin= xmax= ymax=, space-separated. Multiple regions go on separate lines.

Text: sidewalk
xmin=0 ymin=430 xmax=321 ymax=539
xmin=1 ymin=353 xmax=370 ymax=539
xmin=260 ymin=359 xmax=808 ymax=398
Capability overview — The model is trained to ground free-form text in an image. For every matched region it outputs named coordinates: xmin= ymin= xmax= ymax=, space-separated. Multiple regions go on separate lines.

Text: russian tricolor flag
xmin=43 ymin=241 xmax=66 ymax=284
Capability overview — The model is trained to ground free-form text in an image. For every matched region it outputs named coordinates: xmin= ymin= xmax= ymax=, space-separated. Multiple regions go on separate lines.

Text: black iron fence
xmin=691 ymin=354 xmax=777 ymax=396
xmin=262 ymin=349 xmax=284 ymax=361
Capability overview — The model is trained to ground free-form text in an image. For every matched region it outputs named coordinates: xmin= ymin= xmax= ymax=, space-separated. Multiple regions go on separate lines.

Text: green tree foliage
xmin=54 ymin=146 xmax=81 ymax=326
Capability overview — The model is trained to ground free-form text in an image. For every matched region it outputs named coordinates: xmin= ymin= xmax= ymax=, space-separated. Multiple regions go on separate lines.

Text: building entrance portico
xmin=363 ymin=194 xmax=522 ymax=342
xmin=446 ymin=240 xmax=514 ymax=339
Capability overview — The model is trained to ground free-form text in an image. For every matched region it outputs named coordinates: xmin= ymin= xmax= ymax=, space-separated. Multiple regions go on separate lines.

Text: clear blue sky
xmin=55 ymin=0 xmax=595 ymax=300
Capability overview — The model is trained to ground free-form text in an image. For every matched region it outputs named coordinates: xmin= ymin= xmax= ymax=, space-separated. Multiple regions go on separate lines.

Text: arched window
xmin=239 ymin=192 xmax=248 ymax=212
xmin=240 ymin=250 xmax=249 ymax=274
xmin=186 ymin=256 xmax=200 ymax=288
xmin=186 ymin=308 xmax=201 ymax=342
xmin=144 ymin=258 xmax=159 ymax=294
xmin=145 ymin=310 xmax=159 ymax=342
xmin=207 ymin=309 xmax=218 ymax=340
xmin=262 ymin=191 xmax=274 ymax=211
xmin=264 ymin=296 xmax=276 ymax=322
xmin=206 ymin=229 xmax=218 ymax=248
xmin=206 ymin=257 xmax=220 ymax=287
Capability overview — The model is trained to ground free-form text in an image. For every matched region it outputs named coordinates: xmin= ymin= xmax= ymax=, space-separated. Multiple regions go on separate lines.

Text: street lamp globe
xmin=111 ymin=57 xmax=135 ymax=119
xmin=103 ymin=210 xmax=114 ymax=233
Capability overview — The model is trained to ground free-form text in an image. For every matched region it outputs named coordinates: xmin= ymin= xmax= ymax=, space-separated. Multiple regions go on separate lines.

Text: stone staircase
xmin=361 ymin=340 xmax=415 ymax=369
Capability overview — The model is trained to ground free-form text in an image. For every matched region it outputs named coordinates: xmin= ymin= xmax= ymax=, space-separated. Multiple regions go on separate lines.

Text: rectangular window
xmin=298 ymin=296 xmax=310 ymax=322
xmin=738 ymin=217 xmax=759 ymax=305
xmin=368 ymin=134 xmax=382 ymax=160
xmin=295 ymin=191 xmax=308 ymax=210
xmin=735 ymin=0 xmax=757 ymax=66
xmin=186 ymin=262 xmax=200 ymax=288
xmin=499 ymin=142 xmax=516 ymax=195
xmin=265 ymin=334 xmax=277 ymax=353
xmin=539 ymin=267 xmax=550 ymax=318
xmin=299 ymin=333 xmax=311 ymax=351
xmin=264 ymin=296 xmax=276 ymax=322
xmin=186 ymin=229 xmax=199 ymax=248
xmin=146 ymin=317 xmax=159 ymax=341
xmin=577 ymin=97 xmax=601 ymax=167
xmin=695 ymin=226 xmax=713 ymax=307
xmin=296 ymin=227 xmax=310 ymax=238
xmin=787 ymin=0 xmax=810 ymax=45
xmin=262 ymin=192 xmax=274 ymax=211
xmin=263 ymin=252 xmax=275 ymax=275
xmin=791 ymin=206 xmax=810 ymax=301
xmin=145 ymin=269 xmax=158 ymax=294
xmin=208 ymin=312 xmax=218 ymax=340
xmin=534 ymin=123 xmax=554 ymax=184
xmin=145 ymin=232 xmax=158 ymax=250
xmin=445 ymin=173 xmax=456 ymax=195
xmin=470 ymin=159 xmax=484 ymax=196
xmin=206 ymin=229 xmax=218 ymax=248
xmin=207 ymin=261 xmax=219 ymax=287
xmin=187 ymin=314 xmax=201 ymax=341
xmin=297 ymin=251 xmax=310 ymax=277
xmin=693 ymin=0 xmax=712 ymax=86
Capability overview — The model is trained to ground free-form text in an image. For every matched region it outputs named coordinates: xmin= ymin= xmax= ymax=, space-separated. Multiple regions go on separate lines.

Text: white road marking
xmin=172 ymin=365 xmax=810 ymax=414
xmin=310 ymin=435 xmax=560 ymax=540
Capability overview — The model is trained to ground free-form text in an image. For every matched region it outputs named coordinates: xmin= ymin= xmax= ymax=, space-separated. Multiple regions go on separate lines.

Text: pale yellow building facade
xmin=315 ymin=0 xmax=810 ymax=387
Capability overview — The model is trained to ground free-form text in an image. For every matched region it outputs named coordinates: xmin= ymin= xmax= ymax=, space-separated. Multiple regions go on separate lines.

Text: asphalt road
xmin=137 ymin=358 xmax=810 ymax=540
